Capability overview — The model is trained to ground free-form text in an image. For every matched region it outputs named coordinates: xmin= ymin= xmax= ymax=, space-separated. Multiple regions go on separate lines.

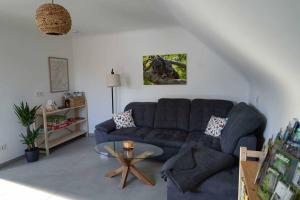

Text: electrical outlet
xmin=35 ymin=91 xmax=44 ymax=97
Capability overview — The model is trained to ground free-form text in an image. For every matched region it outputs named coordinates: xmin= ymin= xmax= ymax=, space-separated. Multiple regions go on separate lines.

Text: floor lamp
xmin=106 ymin=69 xmax=121 ymax=114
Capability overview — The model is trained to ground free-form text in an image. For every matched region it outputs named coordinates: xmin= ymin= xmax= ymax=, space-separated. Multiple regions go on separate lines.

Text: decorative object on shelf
xmin=35 ymin=0 xmax=72 ymax=35
xmin=106 ymin=69 xmax=121 ymax=113
xmin=64 ymin=99 xmax=70 ymax=108
xmin=13 ymin=102 xmax=41 ymax=162
xmin=45 ymin=99 xmax=57 ymax=111
xmin=49 ymin=57 xmax=69 ymax=93
xmin=143 ymin=53 xmax=187 ymax=85
xmin=63 ymin=92 xmax=85 ymax=108
xmin=69 ymin=96 xmax=85 ymax=107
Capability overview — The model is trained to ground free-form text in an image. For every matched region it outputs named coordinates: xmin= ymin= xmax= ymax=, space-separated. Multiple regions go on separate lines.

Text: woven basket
xmin=35 ymin=3 xmax=71 ymax=35
xmin=69 ymin=97 xmax=85 ymax=107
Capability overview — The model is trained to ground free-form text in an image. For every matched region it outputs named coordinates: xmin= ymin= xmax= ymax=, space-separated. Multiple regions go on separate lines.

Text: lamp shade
xmin=106 ymin=74 xmax=121 ymax=87
xmin=35 ymin=2 xmax=72 ymax=35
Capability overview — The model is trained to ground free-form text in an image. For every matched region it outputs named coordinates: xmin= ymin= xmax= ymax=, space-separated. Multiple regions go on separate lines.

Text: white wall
xmin=72 ymin=27 xmax=250 ymax=131
xmin=0 ymin=18 xmax=73 ymax=164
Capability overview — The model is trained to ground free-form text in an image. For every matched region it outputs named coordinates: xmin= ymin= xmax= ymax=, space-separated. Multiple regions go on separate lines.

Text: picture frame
xmin=48 ymin=57 xmax=69 ymax=93
xmin=143 ymin=53 xmax=187 ymax=85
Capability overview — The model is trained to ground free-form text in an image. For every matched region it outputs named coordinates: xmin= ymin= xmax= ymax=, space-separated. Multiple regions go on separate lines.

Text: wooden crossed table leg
xmin=104 ymin=145 xmax=155 ymax=189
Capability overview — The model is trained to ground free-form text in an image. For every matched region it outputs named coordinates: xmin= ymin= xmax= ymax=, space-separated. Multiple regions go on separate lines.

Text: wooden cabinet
xmin=35 ymin=104 xmax=89 ymax=156
xmin=238 ymin=147 xmax=263 ymax=200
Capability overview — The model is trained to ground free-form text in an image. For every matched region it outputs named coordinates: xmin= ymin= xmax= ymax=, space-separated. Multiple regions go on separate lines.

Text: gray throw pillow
xmin=220 ymin=102 xmax=263 ymax=154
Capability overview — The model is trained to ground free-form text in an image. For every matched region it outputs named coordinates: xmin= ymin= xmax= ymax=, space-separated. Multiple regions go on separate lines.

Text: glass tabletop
xmin=94 ymin=140 xmax=163 ymax=160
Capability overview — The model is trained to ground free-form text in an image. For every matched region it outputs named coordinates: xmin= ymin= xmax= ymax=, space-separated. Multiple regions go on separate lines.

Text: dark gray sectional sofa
xmin=94 ymin=98 xmax=265 ymax=200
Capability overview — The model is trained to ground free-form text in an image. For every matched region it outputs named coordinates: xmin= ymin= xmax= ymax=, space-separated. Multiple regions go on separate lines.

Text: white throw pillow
xmin=204 ymin=115 xmax=228 ymax=137
xmin=113 ymin=109 xmax=136 ymax=129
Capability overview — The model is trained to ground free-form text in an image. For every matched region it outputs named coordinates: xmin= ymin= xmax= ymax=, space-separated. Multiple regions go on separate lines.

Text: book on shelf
xmin=292 ymin=162 xmax=300 ymax=190
xmin=255 ymin=137 xmax=273 ymax=184
xmin=270 ymin=181 xmax=295 ymax=200
xmin=271 ymin=151 xmax=293 ymax=181
xmin=258 ymin=167 xmax=280 ymax=200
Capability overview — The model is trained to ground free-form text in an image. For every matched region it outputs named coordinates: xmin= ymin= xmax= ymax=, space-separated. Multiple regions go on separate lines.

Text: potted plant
xmin=14 ymin=102 xmax=41 ymax=162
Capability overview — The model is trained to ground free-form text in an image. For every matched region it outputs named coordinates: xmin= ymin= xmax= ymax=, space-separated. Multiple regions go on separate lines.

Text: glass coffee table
xmin=95 ymin=141 xmax=163 ymax=189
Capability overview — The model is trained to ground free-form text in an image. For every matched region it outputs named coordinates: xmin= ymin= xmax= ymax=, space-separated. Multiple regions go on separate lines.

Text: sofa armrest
xmin=95 ymin=119 xmax=116 ymax=133
xmin=233 ymin=135 xmax=257 ymax=157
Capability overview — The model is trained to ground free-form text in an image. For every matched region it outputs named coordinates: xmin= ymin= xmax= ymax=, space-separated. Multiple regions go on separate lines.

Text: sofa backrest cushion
xmin=221 ymin=102 xmax=264 ymax=154
xmin=154 ymin=98 xmax=191 ymax=131
xmin=124 ymin=102 xmax=157 ymax=128
xmin=189 ymin=99 xmax=233 ymax=132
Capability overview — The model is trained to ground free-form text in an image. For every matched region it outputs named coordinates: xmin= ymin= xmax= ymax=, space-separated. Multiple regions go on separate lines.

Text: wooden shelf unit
xmin=36 ymin=104 xmax=89 ymax=156
xmin=238 ymin=147 xmax=263 ymax=200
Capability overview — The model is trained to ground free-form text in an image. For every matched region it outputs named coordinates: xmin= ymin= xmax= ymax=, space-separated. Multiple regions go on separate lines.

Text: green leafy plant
xmin=20 ymin=129 xmax=40 ymax=150
xmin=13 ymin=102 xmax=41 ymax=150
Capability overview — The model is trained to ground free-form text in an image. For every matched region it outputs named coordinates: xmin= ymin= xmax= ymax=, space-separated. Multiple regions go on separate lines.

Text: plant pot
xmin=25 ymin=148 xmax=39 ymax=162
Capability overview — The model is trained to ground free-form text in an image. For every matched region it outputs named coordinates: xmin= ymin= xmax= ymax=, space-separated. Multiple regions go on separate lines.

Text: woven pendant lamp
xmin=35 ymin=0 xmax=72 ymax=35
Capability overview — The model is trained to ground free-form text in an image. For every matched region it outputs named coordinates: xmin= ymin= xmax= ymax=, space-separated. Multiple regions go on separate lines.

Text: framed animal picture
xmin=143 ymin=53 xmax=187 ymax=85
xmin=48 ymin=57 xmax=69 ymax=93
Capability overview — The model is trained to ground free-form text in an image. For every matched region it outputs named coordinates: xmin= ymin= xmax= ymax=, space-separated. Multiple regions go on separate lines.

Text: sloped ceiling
xmin=165 ymin=0 xmax=300 ymax=137
xmin=166 ymin=0 xmax=300 ymax=84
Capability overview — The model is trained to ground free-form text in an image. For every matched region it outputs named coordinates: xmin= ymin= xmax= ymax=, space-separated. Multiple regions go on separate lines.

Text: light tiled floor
xmin=0 ymin=137 xmax=166 ymax=200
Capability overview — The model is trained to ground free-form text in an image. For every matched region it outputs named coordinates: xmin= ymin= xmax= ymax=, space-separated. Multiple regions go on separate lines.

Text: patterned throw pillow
xmin=205 ymin=115 xmax=228 ymax=137
xmin=113 ymin=109 xmax=136 ymax=129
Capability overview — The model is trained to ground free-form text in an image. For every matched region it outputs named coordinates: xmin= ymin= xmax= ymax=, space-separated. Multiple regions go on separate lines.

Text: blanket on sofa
xmin=161 ymin=146 xmax=235 ymax=193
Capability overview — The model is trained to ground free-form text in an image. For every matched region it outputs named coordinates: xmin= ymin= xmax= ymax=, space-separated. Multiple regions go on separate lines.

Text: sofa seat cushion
xmin=144 ymin=129 xmax=188 ymax=148
xmin=193 ymin=167 xmax=239 ymax=195
xmin=154 ymin=98 xmax=191 ymax=131
xmin=124 ymin=102 xmax=157 ymax=128
xmin=189 ymin=99 xmax=233 ymax=132
xmin=184 ymin=131 xmax=222 ymax=151
xmin=109 ymin=127 xmax=152 ymax=141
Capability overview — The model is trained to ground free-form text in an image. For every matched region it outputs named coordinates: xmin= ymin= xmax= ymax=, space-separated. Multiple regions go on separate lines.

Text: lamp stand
xmin=111 ymin=87 xmax=114 ymax=114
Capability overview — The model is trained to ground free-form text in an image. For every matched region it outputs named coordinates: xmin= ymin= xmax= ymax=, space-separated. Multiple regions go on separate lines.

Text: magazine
xmin=291 ymin=127 xmax=300 ymax=144
xmin=270 ymin=181 xmax=295 ymax=200
xmin=271 ymin=152 xmax=291 ymax=177
xmin=258 ymin=168 xmax=280 ymax=200
xmin=255 ymin=138 xmax=273 ymax=184
xmin=282 ymin=119 xmax=298 ymax=142
xmin=292 ymin=162 xmax=300 ymax=189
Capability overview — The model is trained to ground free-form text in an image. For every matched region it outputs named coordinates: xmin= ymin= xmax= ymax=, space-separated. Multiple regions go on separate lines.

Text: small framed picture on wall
xmin=48 ymin=57 xmax=69 ymax=93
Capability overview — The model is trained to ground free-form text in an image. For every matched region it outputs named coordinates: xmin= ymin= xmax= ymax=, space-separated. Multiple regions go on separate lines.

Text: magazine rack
xmin=238 ymin=147 xmax=263 ymax=200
